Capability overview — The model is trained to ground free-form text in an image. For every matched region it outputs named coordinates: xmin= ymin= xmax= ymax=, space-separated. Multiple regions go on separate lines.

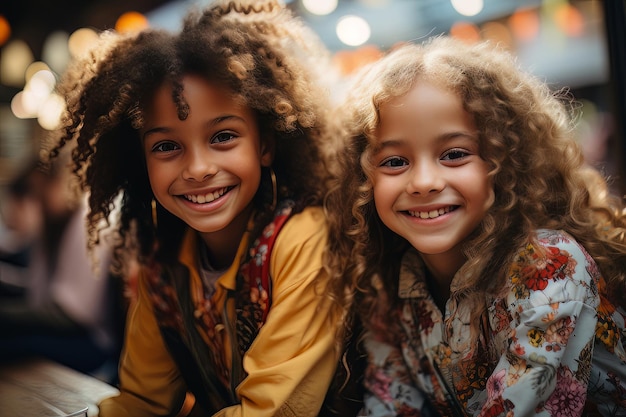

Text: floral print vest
xmin=145 ymin=200 xmax=295 ymax=413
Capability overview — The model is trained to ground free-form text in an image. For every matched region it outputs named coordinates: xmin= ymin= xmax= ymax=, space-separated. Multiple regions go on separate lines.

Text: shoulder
xmin=507 ymin=228 xmax=600 ymax=305
xmin=512 ymin=229 xmax=596 ymax=268
xmin=269 ymin=205 xmax=328 ymax=282
xmin=277 ymin=205 xmax=328 ymax=244
xmin=534 ymin=229 xmax=590 ymax=254
xmin=254 ymin=204 xmax=327 ymax=253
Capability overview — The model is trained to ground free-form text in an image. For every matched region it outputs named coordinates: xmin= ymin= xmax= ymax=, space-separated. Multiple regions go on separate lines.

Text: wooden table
xmin=0 ymin=358 xmax=119 ymax=416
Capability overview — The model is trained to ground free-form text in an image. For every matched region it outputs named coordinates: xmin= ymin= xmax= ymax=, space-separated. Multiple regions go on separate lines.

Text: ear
xmin=260 ymin=135 xmax=274 ymax=168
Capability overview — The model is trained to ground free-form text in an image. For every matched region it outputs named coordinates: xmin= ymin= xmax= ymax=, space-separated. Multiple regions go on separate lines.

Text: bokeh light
xmin=21 ymin=70 xmax=56 ymax=116
xmin=68 ymin=27 xmax=100 ymax=58
xmin=0 ymin=14 xmax=11 ymax=47
xmin=0 ymin=39 xmax=34 ymax=87
xmin=508 ymin=8 xmax=540 ymax=42
xmin=10 ymin=92 xmax=31 ymax=119
xmin=332 ymin=44 xmax=382 ymax=76
xmin=449 ymin=21 xmax=481 ymax=44
xmin=451 ymin=0 xmax=483 ymax=17
xmin=38 ymin=93 xmax=66 ymax=130
xmin=554 ymin=3 xmax=584 ymax=37
xmin=336 ymin=15 xmax=371 ymax=47
xmin=42 ymin=31 xmax=71 ymax=74
xmin=10 ymin=68 xmax=57 ymax=121
xmin=302 ymin=0 xmax=338 ymax=16
xmin=481 ymin=21 xmax=513 ymax=50
xmin=25 ymin=62 xmax=52 ymax=84
xmin=27 ymin=69 xmax=56 ymax=94
xmin=115 ymin=11 xmax=150 ymax=33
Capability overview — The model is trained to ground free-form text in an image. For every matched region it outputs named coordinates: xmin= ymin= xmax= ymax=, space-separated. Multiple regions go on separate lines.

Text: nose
xmin=182 ymin=146 xmax=217 ymax=181
xmin=406 ymin=161 xmax=445 ymax=195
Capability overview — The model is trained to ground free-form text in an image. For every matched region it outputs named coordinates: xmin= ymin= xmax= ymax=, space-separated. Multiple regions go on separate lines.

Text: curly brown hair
xmin=326 ymin=35 xmax=626 ymax=343
xmin=46 ymin=0 xmax=336 ymax=273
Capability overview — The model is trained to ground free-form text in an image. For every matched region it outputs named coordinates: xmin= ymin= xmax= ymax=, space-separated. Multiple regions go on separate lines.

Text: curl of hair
xmin=327 ymin=35 xmax=626 ymax=346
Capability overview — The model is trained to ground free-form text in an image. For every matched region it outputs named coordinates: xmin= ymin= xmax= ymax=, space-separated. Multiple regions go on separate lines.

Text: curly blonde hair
xmin=326 ymin=36 xmax=626 ymax=342
xmin=46 ymin=0 xmax=336 ymax=272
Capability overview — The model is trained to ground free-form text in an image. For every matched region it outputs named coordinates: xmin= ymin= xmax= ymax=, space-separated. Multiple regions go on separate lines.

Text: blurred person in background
xmin=0 ymin=159 xmax=43 ymax=293
xmin=0 ymin=150 xmax=123 ymax=383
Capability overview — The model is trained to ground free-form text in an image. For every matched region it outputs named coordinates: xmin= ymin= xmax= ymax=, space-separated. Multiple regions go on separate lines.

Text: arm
xmin=481 ymin=232 xmax=600 ymax=417
xmin=98 ymin=271 xmax=187 ymax=417
xmin=214 ymin=207 xmax=341 ymax=417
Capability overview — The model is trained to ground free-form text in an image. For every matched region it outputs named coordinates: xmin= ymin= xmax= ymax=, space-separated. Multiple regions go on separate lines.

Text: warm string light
xmin=0 ymin=15 xmax=11 ymax=47
xmin=509 ymin=8 xmax=540 ymax=42
xmin=1 ymin=10 xmax=148 ymax=130
xmin=449 ymin=22 xmax=481 ymax=44
xmin=0 ymin=2 xmax=603 ymax=130
xmin=1 ymin=40 xmax=33 ymax=87
xmin=115 ymin=11 xmax=150 ymax=33
xmin=326 ymin=1 xmax=590 ymax=76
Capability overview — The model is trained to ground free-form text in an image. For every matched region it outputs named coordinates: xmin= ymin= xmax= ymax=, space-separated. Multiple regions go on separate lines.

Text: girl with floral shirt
xmin=327 ymin=36 xmax=626 ymax=416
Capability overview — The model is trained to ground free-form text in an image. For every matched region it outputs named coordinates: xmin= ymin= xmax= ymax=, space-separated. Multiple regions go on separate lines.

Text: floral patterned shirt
xmin=363 ymin=229 xmax=626 ymax=416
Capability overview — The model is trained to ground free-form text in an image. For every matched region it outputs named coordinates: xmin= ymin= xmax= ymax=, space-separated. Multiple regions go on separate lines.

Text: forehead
xmin=376 ymin=81 xmax=467 ymax=133
xmin=143 ymin=75 xmax=249 ymax=118
xmin=137 ymin=74 xmax=262 ymax=143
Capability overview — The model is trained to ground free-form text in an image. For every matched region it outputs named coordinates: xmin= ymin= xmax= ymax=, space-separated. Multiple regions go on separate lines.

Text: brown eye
xmin=441 ymin=149 xmax=469 ymax=161
xmin=380 ymin=157 xmax=407 ymax=168
xmin=211 ymin=132 xmax=236 ymax=144
xmin=152 ymin=141 xmax=179 ymax=153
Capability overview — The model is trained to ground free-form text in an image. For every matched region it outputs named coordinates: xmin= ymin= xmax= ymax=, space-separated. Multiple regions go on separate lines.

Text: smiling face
xmin=141 ymin=74 xmax=272 ymax=251
xmin=371 ymin=80 xmax=494 ymax=275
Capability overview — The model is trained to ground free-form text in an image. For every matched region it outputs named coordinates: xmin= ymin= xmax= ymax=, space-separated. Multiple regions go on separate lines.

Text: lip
xmin=405 ymin=205 xmax=458 ymax=220
xmin=177 ymin=185 xmax=234 ymax=207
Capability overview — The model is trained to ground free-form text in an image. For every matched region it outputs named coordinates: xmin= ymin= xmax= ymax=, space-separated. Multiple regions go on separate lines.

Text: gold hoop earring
xmin=269 ymin=168 xmax=277 ymax=212
xmin=151 ymin=199 xmax=158 ymax=228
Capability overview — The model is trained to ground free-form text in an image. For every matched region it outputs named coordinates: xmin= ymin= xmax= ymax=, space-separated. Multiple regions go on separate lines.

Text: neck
xmin=199 ymin=205 xmax=253 ymax=270
xmin=420 ymin=248 xmax=466 ymax=310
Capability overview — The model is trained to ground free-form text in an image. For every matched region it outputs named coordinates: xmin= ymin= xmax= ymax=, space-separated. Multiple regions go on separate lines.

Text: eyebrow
xmin=378 ymin=131 xmax=477 ymax=148
xmin=142 ymin=127 xmax=169 ymax=141
xmin=376 ymin=138 xmax=404 ymax=150
xmin=142 ymin=114 xmax=245 ymax=141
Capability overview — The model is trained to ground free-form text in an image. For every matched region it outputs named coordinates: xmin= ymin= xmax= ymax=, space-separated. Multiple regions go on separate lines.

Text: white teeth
xmin=409 ymin=206 xmax=452 ymax=219
xmin=185 ymin=187 xmax=227 ymax=203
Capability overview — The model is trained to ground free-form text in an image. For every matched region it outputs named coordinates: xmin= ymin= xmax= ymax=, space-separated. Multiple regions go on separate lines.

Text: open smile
xmin=182 ymin=186 xmax=234 ymax=203
xmin=407 ymin=205 xmax=458 ymax=219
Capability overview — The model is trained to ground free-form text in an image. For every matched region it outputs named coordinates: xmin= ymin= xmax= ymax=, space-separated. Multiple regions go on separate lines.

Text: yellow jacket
xmin=98 ymin=206 xmax=341 ymax=417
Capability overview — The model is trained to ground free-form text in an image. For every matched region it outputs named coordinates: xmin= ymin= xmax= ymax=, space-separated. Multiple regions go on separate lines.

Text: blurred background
xmin=0 ymin=0 xmax=624 ymax=195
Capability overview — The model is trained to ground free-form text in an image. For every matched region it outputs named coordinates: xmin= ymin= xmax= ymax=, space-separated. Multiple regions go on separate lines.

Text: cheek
xmin=146 ymin=162 xmax=171 ymax=193
xmin=476 ymin=171 xmax=495 ymax=213
xmin=371 ymin=177 xmax=383 ymax=203
xmin=372 ymin=173 xmax=399 ymax=198
xmin=372 ymin=181 xmax=393 ymax=220
xmin=245 ymin=167 xmax=262 ymax=191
